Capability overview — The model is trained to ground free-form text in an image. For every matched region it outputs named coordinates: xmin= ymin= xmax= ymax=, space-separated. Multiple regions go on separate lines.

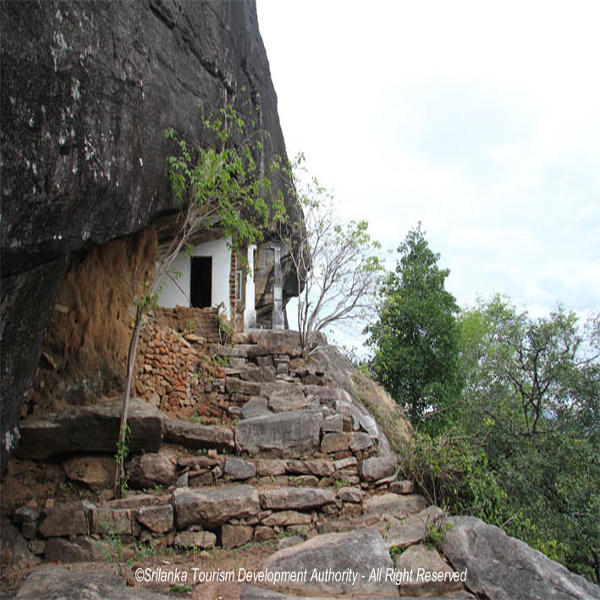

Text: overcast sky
xmin=257 ymin=0 xmax=599 ymax=332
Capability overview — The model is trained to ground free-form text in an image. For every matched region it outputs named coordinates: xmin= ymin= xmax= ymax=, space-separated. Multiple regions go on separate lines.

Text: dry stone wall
xmin=134 ymin=307 xmax=221 ymax=417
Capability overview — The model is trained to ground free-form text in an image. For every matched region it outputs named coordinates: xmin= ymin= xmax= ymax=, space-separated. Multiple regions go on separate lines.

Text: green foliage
xmin=181 ymin=319 xmax=195 ymax=334
xmin=95 ymin=529 xmax=125 ymax=574
xmin=333 ymin=478 xmax=352 ymax=490
xmin=169 ymin=584 xmax=193 ymax=594
xmin=216 ymin=303 xmax=234 ymax=344
xmin=457 ymin=296 xmax=600 ymax=582
xmin=133 ymin=541 xmax=156 ymax=560
xmin=389 ymin=545 xmax=405 ymax=561
xmin=366 ymin=224 xmax=463 ymax=432
xmin=164 ymin=104 xmax=275 ymax=251
xmin=424 ymin=518 xmax=454 ymax=551
xmin=114 ymin=423 xmax=130 ymax=497
xmin=402 ymin=430 xmax=506 ymax=526
xmin=210 ymin=353 xmax=229 ymax=368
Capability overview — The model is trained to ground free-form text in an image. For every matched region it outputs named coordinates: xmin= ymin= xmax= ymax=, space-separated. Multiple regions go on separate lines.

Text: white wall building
xmin=157 ymin=238 xmax=260 ymax=330
xmin=158 ymin=238 xmax=234 ymax=319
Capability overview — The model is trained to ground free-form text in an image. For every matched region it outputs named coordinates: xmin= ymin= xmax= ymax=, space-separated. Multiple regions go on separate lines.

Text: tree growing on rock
xmin=366 ymin=224 xmax=463 ymax=431
xmin=115 ymin=105 xmax=283 ymax=496
xmin=276 ymin=155 xmax=383 ymax=354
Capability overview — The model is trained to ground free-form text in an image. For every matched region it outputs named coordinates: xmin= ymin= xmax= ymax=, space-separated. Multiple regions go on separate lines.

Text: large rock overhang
xmin=0 ymin=0 xmax=303 ymax=473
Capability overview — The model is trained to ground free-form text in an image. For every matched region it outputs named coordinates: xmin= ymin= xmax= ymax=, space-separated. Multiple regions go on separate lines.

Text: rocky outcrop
xmin=6 ymin=331 xmax=597 ymax=599
xmin=442 ymin=517 xmax=599 ymax=600
xmin=0 ymin=0 xmax=301 ymax=473
xmin=14 ymin=397 xmax=164 ymax=460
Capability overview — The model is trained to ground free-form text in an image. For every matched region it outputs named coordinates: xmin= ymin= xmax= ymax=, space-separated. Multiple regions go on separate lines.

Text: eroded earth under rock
xmin=2 ymin=329 xmax=597 ymax=600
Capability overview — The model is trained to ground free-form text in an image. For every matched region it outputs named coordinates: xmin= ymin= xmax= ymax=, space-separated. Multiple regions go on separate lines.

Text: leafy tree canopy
xmin=366 ymin=224 xmax=463 ymax=432
xmin=457 ymin=296 xmax=600 ymax=582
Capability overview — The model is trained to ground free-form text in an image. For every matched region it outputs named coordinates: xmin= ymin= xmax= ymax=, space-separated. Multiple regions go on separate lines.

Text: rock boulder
xmin=62 ymin=455 xmax=115 ymax=492
xmin=14 ymin=398 xmax=164 ymax=460
xmin=163 ymin=419 xmax=235 ymax=452
xmin=261 ymin=528 xmax=398 ymax=597
xmin=236 ymin=410 xmax=323 ymax=458
xmin=127 ymin=453 xmax=178 ymax=489
xmin=173 ymin=485 xmax=260 ymax=530
xmin=44 ymin=537 xmax=104 ymax=564
xmin=358 ymin=455 xmax=397 ymax=482
xmin=38 ymin=502 xmax=88 ymax=538
xmin=135 ymin=504 xmax=174 ymax=534
xmin=224 ymin=457 xmax=257 ymax=480
xmin=15 ymin=568 xmax=170 ymax=599
xmin=1 ymin=0 xmax=302 ymax=473
xmin=443 ymin=516 xmax=599 ymax=600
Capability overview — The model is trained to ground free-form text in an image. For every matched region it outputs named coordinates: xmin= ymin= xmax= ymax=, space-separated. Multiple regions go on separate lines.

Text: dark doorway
xmin=191 ymin=256 xmax=212 ymax=308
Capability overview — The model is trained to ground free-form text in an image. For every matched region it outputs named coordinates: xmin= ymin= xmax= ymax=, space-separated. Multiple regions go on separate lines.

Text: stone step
xmin=235 ymin=409 xmax=324 ymax=459
xmin=21 ymin=481 xmax=427 ymax=561
xmin=163 ymin=418 xmax=235 ymax=452
xmin=363 ymin=493 xmax=428 ymax=520
xmin=317 ymin=496 xmax=435 ymax=539
xmin=173 ymin=484 xmax=260 ymax=529
xmin=260 ymin=487 xmax=336 ymax=511
xmin=62 ymin=448 xmax=403 ymax=494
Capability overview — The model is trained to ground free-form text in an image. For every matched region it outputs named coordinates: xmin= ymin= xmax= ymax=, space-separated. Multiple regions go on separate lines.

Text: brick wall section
xmin=134 ymin=307 xmax=222 ymax=417
xmin=135 ymin=323 xmax=199 ymax=415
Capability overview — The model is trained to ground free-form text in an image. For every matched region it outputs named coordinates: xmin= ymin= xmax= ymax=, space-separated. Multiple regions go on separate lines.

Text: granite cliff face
xmin=0 ymin=0 xmax=301 ymax=472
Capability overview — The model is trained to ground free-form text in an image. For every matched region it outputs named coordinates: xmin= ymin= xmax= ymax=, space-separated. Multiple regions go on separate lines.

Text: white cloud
xmin=258 ymin=0 xmax=600 ymax=326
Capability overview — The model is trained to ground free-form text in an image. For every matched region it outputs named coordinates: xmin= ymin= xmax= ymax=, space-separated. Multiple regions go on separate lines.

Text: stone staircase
xmin=9 ymin=330 xmax=595 ymax=599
